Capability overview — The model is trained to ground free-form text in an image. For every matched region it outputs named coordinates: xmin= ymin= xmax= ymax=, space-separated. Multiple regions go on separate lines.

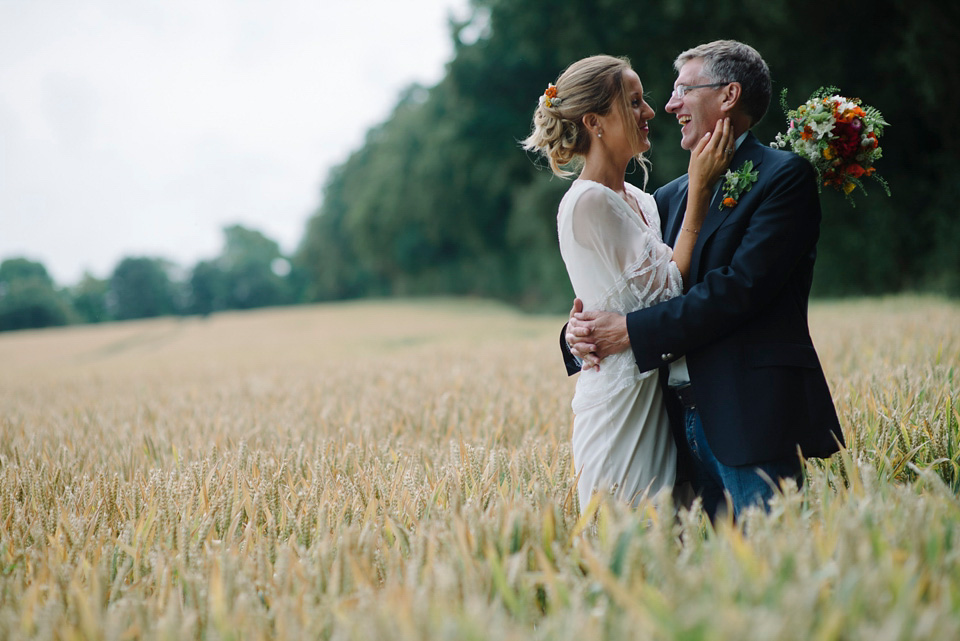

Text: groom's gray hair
xmin=676 ymin=40 xmax=772 ymax=127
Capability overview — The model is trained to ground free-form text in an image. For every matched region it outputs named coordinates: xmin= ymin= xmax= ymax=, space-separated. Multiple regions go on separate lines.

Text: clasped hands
xmin=565 ymin=298 xmax=630 ymax=371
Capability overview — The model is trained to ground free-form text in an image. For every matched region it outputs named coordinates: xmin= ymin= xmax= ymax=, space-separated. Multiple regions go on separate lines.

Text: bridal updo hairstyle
xmin=522 ymin=55 xmax=647 ymax=179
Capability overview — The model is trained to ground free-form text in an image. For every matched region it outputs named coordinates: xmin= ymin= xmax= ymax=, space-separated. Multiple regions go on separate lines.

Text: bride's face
xmin=596 ymin=69 xmax=655 ymax=158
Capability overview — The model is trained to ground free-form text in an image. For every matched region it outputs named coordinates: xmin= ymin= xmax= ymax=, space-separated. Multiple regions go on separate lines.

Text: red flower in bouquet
xmin=845 ymin=164 xmax=866 ymax=179
xmin=833 ymin=123 xmax=861 ymax=159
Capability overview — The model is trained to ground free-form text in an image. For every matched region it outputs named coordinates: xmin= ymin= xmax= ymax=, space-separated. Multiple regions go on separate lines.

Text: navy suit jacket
xmin=626 ymin=131 xmax=843 ymax=467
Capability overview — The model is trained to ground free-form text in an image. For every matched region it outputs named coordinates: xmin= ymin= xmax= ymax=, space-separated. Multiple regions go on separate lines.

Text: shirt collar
xmin=733 ymin=130 xmax=749 ymax=150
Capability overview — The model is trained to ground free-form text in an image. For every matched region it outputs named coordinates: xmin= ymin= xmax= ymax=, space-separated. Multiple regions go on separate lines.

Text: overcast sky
xmin=0 ymin=0 xmax=468 ymax=285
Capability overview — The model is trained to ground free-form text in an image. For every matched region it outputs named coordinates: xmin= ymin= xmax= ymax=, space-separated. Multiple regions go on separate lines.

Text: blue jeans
xmin=683 ymin=406 xmax=802 ymax=521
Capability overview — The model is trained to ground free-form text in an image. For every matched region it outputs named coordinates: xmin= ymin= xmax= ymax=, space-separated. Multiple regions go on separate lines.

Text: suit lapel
xmin=688 ymin=132 xmax=765 ymax=281
xmin=664 ymin=176 xmax=689 ymax=247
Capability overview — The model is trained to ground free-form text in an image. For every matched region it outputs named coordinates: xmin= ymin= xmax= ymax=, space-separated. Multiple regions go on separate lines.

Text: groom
xmin=564 ymin=40 xmax=844 ymax=519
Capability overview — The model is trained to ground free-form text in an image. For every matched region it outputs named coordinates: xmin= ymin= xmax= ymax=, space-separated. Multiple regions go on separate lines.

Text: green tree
xmin=296 ymin=156 xmax=385 ymax=301
xmin=188 ymin=260 xmax=229 ymax=316
xmin=109 ymin=257 xmax=178 ymax=320
xmin=0 ymin=258 xmax=73 ymax=331
xmin=218 ymin=225 xmax=292 ymax=310
xmin=71 ymin=273 xmax=111 ymax=323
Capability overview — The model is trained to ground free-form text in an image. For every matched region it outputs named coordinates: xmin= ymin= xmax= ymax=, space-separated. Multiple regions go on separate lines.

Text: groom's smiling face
xmin=666 ymin=58 xmax=727 ymax=152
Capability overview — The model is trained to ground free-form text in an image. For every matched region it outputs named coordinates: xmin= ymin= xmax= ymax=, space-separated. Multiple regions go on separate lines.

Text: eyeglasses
xmin=671 ymin=82 xmax=730 ymax=99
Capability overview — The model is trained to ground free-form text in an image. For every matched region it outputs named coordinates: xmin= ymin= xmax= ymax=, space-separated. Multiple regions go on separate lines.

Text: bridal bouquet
xmin=771 ymin=86 xmax=889 ymax=206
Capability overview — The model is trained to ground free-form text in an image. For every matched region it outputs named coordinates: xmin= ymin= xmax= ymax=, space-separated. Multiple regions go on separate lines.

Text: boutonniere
xmin=720 ymin=160 xmax=759 ymax=209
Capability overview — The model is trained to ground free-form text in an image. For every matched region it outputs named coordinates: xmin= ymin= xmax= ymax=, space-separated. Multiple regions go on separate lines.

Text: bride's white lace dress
xmin=558 ymin=179 xmax=682 ymax=509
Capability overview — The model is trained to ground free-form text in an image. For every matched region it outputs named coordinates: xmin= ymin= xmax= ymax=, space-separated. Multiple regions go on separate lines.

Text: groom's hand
xmin=571 ymin=309 xmax=629 ymax=362
xmin=566 ymin=298 xmax=600 ymax=370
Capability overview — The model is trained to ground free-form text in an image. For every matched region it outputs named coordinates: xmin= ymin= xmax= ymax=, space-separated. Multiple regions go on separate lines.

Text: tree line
xmin=0 ymin=225 xmax=299 ymax=331
xmin=4 ymin=0 xmax=958 ymax=331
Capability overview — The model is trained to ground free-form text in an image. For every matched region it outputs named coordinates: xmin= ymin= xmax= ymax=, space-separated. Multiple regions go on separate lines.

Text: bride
xmin=522 ymin=55 xmax=732 ymax=509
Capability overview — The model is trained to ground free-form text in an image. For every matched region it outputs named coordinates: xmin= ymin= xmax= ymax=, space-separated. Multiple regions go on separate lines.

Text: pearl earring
xmin=597 ymin=130 xmax=603 ymax=138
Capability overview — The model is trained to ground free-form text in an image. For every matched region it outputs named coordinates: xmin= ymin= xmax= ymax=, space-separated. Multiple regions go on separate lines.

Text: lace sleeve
xmin=565 ymin=185 xmax=682 ymax=312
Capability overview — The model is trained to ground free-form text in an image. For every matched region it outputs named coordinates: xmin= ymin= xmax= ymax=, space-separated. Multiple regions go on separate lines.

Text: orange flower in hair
xmin=540 ymin=83 xmax=562 ymax=108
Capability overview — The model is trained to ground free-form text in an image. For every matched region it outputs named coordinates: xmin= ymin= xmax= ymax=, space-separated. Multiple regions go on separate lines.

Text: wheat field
xmin=1 ymin=297 xmax=958 ymax=640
